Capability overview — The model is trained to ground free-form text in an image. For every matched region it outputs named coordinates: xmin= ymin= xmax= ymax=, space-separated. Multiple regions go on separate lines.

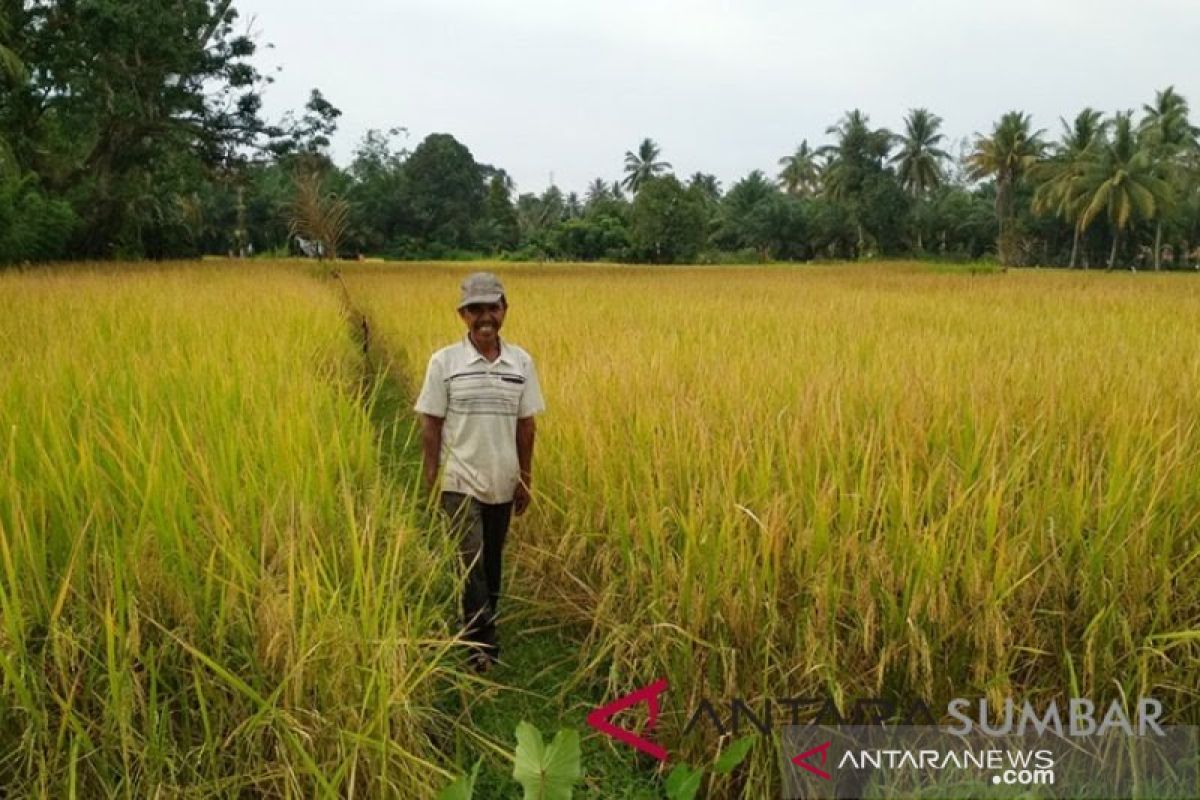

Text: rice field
xmin=0 ymin=264 xmax=465 ymax=796
xmin=2 ymin=259 xmax=1198 ymax=798
xmin=350 ymin=262 xmax=1200 ymax=786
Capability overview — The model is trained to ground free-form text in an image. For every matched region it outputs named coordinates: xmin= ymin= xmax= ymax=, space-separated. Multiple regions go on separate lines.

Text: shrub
xmin=0 ymin=176 xmax=79 ymax=264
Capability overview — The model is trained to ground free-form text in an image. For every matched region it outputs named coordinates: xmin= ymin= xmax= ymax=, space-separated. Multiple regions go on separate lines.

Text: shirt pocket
xmin=493 ymin=374 xmax=525 ymax=414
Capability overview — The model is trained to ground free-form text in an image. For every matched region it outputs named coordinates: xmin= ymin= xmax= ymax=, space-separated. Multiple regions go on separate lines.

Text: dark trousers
xmin=439 ymin=491 xmax=512 ymax=660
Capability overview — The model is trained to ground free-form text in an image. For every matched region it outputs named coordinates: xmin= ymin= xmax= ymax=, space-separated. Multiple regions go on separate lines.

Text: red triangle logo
xmin=792 ymin=740 xmax=833 ymax=780
xmin=586 ymin=678 xmax=670 ymax=761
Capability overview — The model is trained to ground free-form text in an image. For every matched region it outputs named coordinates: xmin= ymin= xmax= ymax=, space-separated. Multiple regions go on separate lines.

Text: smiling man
xmin=414 ymin=271 xmax=546 ymax=673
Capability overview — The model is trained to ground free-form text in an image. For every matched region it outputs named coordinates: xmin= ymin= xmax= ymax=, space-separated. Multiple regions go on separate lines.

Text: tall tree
xmin=1031 ymin=108 xmax=1106 ymax=267
xmin=584 ymin=177 xmax=611 ymax=209
xmin=401 ymin=133 xmax=485 ymax=250
xmin=565 ymin=191 xmax=582 ymax=219
xmin=967 ymin=111 xmax=1045 ymax=265
xmin=1140 ymin=86 xmax=1197 ymax=149
xmin=687 ymin=172 xmax=722 ymax=203
xmin=1075 ymin=111 xmax=1171 ymax=270
xmin=621 ymin=137 xmax=671 ymax=194
xmin=0 ymin=10 xmax=26 ymax=177
xmin=0 ymin=12 xmax=21 ymax=82
xmin=686 ymin=172 xmax=722 ymax=232
xmin=819 ymin=110 xmax=896 ymax=256
xmin=629 ymin=175 xmax=706 ymax=263
xmin=516 ymin=184 xmax=566 ymax=243
xmin=716 ymin=170 xmax=805 ymax=260
xmin=0 ymin=0 xmax=335 ymax=258
xmin=890 ymin=109 xmax=950 ymax=249
xmin=777 ymin=140 xmax=820 ymax=197
xmin=345 ymin=127 xmax=408 ymax=254
xmin=821 ymin=110 xmax=892 ymax=197
xmin=1139 ymin=86 xmax=1197 ymax=269
xmin=891 ymin=109 xmax=949 ymax=196
xmin=479 ymin=172 xmax=519 ymax=252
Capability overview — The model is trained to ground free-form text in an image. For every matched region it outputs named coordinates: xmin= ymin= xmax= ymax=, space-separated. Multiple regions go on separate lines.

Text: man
xmin=414 ymin=272 xmax=546 ymax=673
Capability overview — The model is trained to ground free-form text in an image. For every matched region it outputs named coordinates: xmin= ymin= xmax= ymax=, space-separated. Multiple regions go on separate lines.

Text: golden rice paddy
xmin=3 ymin=259 xmax=1198 ymax=796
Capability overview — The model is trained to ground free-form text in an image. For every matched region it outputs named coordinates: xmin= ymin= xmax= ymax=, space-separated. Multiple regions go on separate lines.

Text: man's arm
xmin=420 ymin=414 xmax=445 ymax=495
xmin=414 ymin=353 xmax=447 ymax=497
xmin=514 ymin=416 xmax=536 ymax=515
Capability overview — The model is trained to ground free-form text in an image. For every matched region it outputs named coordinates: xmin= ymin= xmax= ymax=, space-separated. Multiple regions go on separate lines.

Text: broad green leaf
xmin=512 ymin=721 xmax=582 ymax=800
xmin=664 ymin=763 xmax=703 ymax=800
xmin=712 ymin=734 xmax=755 ymax=774
xmin=437 ymin=759 xmax=481 ymax=800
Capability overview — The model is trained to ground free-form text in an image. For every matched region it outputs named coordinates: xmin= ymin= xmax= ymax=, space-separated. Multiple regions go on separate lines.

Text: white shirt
xmin=413 ymin=335 xmax=546 ymax=504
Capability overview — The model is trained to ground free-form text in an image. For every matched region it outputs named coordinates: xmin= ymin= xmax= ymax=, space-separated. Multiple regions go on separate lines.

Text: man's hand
xmin=515 ymin=416 xmax=536 ymax=516
xmin=513 ymin=482 xmax=531 ymax=516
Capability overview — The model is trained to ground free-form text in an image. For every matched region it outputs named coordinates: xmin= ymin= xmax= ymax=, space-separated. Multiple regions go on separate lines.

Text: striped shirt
xmin=414 ymin=335 xmax=546 ymax=503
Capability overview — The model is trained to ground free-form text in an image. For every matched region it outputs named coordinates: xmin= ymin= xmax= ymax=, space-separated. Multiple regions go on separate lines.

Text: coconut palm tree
xmin=1075 ymin=112 xmax=1172 ymax=270
xmin=820 ymin=110 xmax=892 ymax=200
xmin=1138 ymin=86 xmax=1198 ymax=269
xmin=1140 ymin=86 xmax=1198 ymax=148
xmin=1031 ymin=108 xmax=1106 ymax=267
xmin=621 ymin=138 xmax=671 ymax=194
xmin=585 ymin=178 xmax=611 ymax=208
xmin=819 ymin=110 xmax=892 ymax=255
xmin=967 ymin=111 xmax=1046 ymax=265
xmin=777 ymin=140 xmax=820 ymax=197
xmin=891 ymin=109 xmax=950 ymax=196
xmin=890 ymin=109 xmax=950 ymax=250
xmin=822 ymin=110 xmax=892 ymax=165
xmin=687 ymin=172 xmax=722 ymax=204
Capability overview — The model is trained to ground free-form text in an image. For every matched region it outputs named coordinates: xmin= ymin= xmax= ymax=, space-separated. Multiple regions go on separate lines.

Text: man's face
xmin=459 ymin=300 xmax=506 ymax=348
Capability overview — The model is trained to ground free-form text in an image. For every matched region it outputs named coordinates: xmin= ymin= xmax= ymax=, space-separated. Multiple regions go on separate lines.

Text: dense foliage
xmin=2 ymin=2 xmax=1198 ymax=267
xmin=0 ymin=0 xmax=336 ymax=261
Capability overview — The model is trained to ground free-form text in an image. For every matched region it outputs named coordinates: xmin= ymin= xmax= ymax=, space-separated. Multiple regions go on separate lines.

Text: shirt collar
xmin=462 ymin=333 xmax=513 ymax=365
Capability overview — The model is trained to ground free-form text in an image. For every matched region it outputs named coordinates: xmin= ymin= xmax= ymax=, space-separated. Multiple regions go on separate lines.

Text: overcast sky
xmin=236 ymin=0 xmax=1199 ymax=197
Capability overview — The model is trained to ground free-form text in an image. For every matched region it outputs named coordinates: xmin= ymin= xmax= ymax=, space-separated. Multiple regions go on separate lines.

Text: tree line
xmin=2 ymin=2 xmax=1198 ymax=269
